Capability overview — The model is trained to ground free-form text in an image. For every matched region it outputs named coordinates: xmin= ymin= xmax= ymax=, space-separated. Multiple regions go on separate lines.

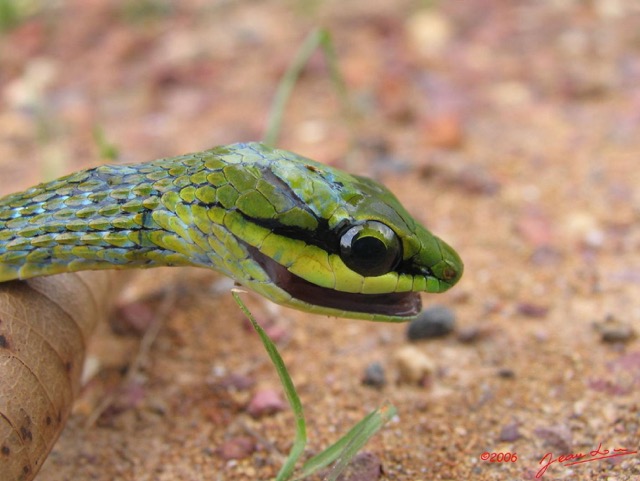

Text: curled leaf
xmin=0 ymin=271 xmax=115 ymax=481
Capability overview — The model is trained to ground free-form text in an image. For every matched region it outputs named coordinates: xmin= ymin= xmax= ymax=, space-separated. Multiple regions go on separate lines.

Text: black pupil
xmin=338 ymin=221 xmax=401 ymax=277
xmin=352 ymin=237 xmax=386 ymax=267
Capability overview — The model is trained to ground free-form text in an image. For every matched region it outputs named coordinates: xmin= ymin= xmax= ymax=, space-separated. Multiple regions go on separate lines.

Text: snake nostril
xmin=442 ymin=265 xmax=457 ymax=281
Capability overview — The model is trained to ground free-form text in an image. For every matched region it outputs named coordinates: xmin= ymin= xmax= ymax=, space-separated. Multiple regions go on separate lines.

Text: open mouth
xmin=246 ymin=245 xmax=421 ymax=317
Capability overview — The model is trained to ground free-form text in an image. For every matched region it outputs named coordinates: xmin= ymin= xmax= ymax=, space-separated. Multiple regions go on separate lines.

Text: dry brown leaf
xmin=0 ymin=271 xmax=115 ymax=481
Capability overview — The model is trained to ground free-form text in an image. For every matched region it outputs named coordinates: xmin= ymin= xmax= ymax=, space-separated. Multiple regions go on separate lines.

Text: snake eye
xmin=339 ymin=221 xmax=402 ymax=277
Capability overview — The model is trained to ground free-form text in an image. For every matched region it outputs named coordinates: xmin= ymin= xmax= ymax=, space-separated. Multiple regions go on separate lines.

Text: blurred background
xmin=1 ymin=1 xmax=639 ymax=480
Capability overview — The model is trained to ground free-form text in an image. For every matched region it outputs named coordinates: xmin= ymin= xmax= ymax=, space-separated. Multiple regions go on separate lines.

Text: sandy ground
xmin=1 ymin=1 xmax=639 ymax=480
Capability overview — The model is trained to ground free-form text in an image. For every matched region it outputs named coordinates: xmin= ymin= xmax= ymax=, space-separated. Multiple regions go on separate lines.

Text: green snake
xmin=0 ymin=142 xmax=462 ymax=321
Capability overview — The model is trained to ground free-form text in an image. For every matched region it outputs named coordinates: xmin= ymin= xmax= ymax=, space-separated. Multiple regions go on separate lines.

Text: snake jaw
xmin=245 ymin=244 xmax=422 ymax=318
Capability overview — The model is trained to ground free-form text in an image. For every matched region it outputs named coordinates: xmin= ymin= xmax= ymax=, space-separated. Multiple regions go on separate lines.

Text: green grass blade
xmin=294 ymin=402 xmax=397 ymax=480
xmin=323 ymin=402 xmax=397 ymax=481
xmin=263 ymin=28 xmax=353 ymax=148
xmin=316 ymin=29 xmax=354 ymax=130
xmin=263 ymin=28 xmax=324 ymax=147
xmin=232 ymin=290 xmax=307 ymax=481
xmin=231 ymin=290 xmax=397 ymax=480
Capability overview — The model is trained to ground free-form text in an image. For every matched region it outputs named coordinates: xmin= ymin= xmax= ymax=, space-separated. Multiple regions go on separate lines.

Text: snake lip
xmin=246 ymin=245 xmax=421 ymax=318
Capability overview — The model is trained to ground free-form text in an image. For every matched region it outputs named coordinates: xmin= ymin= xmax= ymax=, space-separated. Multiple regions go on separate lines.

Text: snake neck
xmin=0 ymin=151 xmax=237 ymax=281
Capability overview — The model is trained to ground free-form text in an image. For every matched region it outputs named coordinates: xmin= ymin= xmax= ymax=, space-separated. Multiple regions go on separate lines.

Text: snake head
xmin=224 ymin=143 xmax=464 ymax=321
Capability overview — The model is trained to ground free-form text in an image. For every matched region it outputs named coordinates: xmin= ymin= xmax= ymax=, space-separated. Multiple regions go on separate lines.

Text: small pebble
xmin=418 ymin=157 xmax=499 ymax=195
xmin=218 ymin=436 xmax=255 ymax=460
xmin=517 ymin=302 xmax=549 ymax=318
xmin=530 ymin=246 xmax=562 ymax=265
xmin=406 ymin=10 xmax=452 ymax=60
xmin=218 ymin=373 xmax=254 ymax=391
xmin=587 ymin=378 xmax=629 ymax=396
xmin=407 ymin=305 xmax=456 ymax=340
xmin=335 ymin=451 xmax=383 ymax=481
xmin=497 ymin=368 xmax=515 ymax=379
xmin=246 ymin=388 xmax=285 ymax=417
xmin=112 ymin=300 xmax=157 ymax=335
xmin=456 ymin=324 xmax=491 ymax=343
xmin=516 ymin=209 xmax=554 ymax=247
xmin=499 ymin=422 xmax=521 ymax=442
xmin=394 ymin=345 xmax=435 ymax=386
xmin=362 ymin=362 xmax=386 ymax=388
xmin=594 ymin=315 xmax=636 ymax=343
xmin=534 ymin=425 xmax=573 ymax=453
xmin=456 ymin=165 xmax=501 ymax=195
xmin=421 ymin=112 xmax=464 ymax=149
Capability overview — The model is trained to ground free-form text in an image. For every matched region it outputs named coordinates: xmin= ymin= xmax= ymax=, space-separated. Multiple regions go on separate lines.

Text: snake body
xmin=0 ymin=142 xmax=462 ymax=321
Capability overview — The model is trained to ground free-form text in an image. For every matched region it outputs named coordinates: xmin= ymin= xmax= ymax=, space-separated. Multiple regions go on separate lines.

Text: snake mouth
xmin=246 ymin=245 xmax=421 ymax=318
